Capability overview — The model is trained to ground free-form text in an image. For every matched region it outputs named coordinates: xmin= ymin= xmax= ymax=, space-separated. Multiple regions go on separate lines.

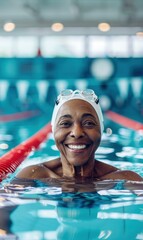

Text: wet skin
xmin=16 ymin=99 xmax=143 ymax=182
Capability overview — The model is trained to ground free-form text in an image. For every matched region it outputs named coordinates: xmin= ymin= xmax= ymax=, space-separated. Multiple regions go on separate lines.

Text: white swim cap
xmin=51 ymin=89 xmax=104 ymax=134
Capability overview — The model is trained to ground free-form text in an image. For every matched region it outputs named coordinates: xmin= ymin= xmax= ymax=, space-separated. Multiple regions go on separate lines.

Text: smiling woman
xmin=15 ymin=89 xmax=143 ymax=182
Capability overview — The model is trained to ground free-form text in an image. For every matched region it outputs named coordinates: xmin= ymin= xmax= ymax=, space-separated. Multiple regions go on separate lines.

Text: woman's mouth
xmin=66 ymin=144 xmax=88 ymax=150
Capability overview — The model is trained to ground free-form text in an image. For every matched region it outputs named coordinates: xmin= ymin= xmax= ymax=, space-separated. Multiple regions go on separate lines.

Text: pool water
xmin=0 ymin=128 xmax=143 ymax=240
xmin=0 ymin=177 xmax=143 ymax=240
xmin=0 ymin=86 xmax=143 ymax=240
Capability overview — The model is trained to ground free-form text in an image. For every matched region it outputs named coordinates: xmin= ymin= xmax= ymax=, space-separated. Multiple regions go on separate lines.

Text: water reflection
xmin=56 ymin=201 xmax=143 ymax=240
xmin=1 ymin=195 xmax=143 ymax=240
xmin=0 ymin=183 xmax=143 ymax=240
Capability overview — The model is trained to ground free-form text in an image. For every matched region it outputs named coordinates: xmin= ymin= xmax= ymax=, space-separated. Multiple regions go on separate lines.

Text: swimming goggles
xmin=56 ymin=89 xmax=99 ymax=105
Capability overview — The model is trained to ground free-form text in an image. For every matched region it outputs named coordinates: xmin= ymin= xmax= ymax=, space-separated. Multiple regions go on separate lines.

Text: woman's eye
xmin=83 ymin=121 xmax=96 ymax=127
xmin=59 ymin=121 xmax=72 ymax=128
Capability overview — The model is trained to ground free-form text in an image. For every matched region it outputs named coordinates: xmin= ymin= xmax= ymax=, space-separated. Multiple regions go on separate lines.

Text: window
xmin=14 ymin=37 xmax=39 ymax=57
xmin=41 ymin=36 xmax=85 ymax=57
xmin=0 ymin=37 xmax=14 ymax=57
xmin=132 ymin=36 xmax=143 ymax=56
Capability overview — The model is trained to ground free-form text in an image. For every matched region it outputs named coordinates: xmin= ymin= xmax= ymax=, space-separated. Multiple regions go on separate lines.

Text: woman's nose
xmin=70 ymin=124 xmax=85 ymax=138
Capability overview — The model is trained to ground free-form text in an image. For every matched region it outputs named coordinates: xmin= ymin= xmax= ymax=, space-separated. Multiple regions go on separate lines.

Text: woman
xmin=16 ymin=89 xmax=142 ymax=181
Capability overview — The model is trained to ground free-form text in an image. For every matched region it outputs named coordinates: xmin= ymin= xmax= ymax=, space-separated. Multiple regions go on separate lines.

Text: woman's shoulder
xmin=16 ymin=158 xmax=61 ymax=179
xmin=15 ymin=163 xmax=45 ymax=179
xmin=95 ymin=160 xmax=118 ymax=176
xmin=95 ymin=160 xmax=142 ymax=181
xmin=108 ymin=169 xmax=143 ymax=181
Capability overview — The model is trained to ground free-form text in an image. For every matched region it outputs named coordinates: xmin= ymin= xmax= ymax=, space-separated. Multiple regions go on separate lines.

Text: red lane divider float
xmin=0 ymin=110 xmax=41 ymax=122
xmin=106 ymin=111 xmax=143 ymax=131
xmin=0 ymin=123 xmax=52 ymax=182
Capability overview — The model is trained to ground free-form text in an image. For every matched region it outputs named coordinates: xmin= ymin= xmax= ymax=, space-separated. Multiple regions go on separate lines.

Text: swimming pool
xmin=0 ymin=125 xmax=143 ymax=240
xmin=0 ymin=179 xmax=143 ymax=240
xmin=0 ymin=82 xmax=143 ymax=240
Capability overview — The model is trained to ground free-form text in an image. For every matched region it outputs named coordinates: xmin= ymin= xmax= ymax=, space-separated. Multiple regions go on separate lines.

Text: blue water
xmin=0 ymin=90 xmax=143 ymax=240
xmin=0 ymin=178 xmax=143 ymax=240
xmin=0 ymin=127 xmax=143 ymax=240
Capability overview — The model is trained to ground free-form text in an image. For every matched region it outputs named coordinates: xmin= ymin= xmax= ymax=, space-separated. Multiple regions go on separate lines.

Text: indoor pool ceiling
xmin=0 ymin=0 xmax=143 ymax=35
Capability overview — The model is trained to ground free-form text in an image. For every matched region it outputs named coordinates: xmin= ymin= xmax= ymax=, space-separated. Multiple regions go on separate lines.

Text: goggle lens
xmin=56 ymin=89 xmax=99 ymax=104
xmin=61 ymin=89 xmax=73 ymax=96
xmin=82 ymin=89 xmax=94 ymax=96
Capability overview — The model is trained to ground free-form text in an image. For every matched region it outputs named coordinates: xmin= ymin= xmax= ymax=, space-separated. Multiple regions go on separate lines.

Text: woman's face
xmin=54 ymin=99 xmax=101 ymax=167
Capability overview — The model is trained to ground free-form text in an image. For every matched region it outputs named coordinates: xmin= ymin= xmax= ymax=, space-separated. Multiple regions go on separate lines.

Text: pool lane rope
xmin=0 ymin=110 xmax=41 ymax=122
xmin=106 ymin=111 xmax=143 ymax=131
xmin=0 ymin=123 xmax=52 ymax=182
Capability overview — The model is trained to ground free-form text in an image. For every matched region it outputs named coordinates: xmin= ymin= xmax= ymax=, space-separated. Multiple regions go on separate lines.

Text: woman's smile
xmin=66 ymin=144 xmax=88 ymax=150
xmin=63 ymin=142 xmax=94 ymax=167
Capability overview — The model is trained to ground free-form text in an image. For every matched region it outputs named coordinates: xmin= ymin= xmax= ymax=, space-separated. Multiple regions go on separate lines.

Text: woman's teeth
xmin=68 ymin=145 xmax=87 ymax=150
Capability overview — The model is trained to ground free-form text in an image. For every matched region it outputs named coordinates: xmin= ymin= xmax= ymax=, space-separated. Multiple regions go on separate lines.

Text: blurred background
xmin=0 ymin=0 xmax=143 ymax=158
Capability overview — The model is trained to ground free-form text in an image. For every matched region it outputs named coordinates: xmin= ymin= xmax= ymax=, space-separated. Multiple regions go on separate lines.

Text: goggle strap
xmin=95 ymin=97 xmax=99 ymax=104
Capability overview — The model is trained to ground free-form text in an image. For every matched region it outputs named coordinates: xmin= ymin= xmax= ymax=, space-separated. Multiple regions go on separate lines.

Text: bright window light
xmin=108 ymin=36 xmax=130 ymax=57
xmin=88 ymin=36 xmax=107 ymax=57
xmin=132 ymin=36 xmax=143 ymax=56
xmin=41 ymin=36 xmax=85 ymax=57
xmin=88 ymin=36 xmax=130 ymax=57
xmin=0 ymin=37 xmax=14 ymax=57
xmin=14 ymin=37 xmax=39 ymax=57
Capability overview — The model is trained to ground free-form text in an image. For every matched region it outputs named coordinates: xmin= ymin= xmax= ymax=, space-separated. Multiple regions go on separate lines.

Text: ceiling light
xmin=136 ymin=31 xmax=143 ymax=37
xmin=51 ymin=23 xmax=64 ymax=32
xmin=3 ymin=22 xmax=15 ymax=32
xmin=98 ymin=22 xmax=111 ymax=32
